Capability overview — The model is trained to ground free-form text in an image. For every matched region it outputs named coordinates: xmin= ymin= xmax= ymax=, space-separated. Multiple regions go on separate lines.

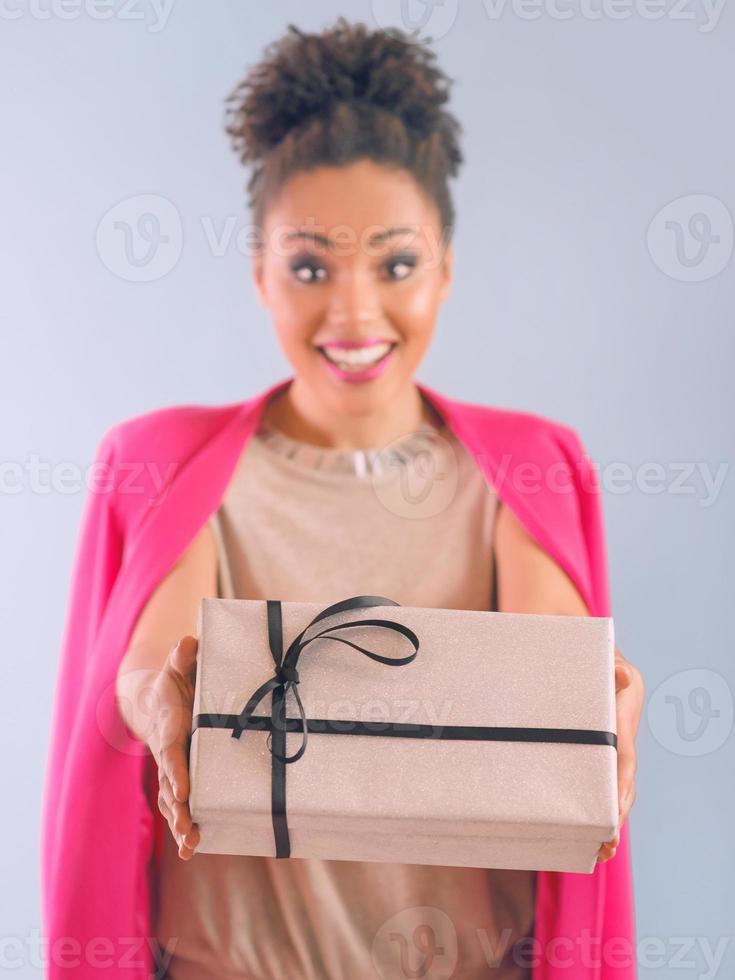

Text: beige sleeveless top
xmin=153 ymin=411 xmax=536 ymax=980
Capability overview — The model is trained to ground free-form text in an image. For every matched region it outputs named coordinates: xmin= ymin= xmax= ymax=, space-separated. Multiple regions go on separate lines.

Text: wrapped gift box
xmin=188 ymin=595 xmax=617 ymax=873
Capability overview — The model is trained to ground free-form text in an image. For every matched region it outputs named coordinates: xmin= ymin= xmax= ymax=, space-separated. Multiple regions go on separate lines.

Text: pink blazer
xmin=40 ymin=374 xmax=636 ymax=979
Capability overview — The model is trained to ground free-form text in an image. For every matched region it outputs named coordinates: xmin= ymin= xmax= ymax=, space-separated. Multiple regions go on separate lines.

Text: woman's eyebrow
xmin=284 ymin=226 xmax=416 ymax=250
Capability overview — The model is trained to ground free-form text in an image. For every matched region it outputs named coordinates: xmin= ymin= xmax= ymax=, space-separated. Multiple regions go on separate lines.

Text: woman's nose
xmin=326 ymin=270 xmax=381 ymax=326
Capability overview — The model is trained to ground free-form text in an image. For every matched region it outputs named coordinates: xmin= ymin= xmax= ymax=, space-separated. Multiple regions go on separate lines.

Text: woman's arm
xmin=493 ymin=501 xmax=645 ymax=864
xmin=115 ymin=519 xmax=218 ymax=858
xmin=115 ymin=519 xmax=218 ymax=747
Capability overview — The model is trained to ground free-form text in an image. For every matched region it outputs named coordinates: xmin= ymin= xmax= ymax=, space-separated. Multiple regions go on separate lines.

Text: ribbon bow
xmin=229 ymin=594 xmax=419 ymax=857
xmin=231 ymin=594 xmax=420 ymax=763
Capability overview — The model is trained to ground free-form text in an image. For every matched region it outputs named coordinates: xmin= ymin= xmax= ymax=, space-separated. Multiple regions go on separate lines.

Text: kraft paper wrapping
xmin=188 ymin=598 xmax=617 ymax=873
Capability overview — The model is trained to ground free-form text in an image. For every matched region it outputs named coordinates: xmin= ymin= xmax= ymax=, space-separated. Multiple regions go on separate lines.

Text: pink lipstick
xmin=315 ymin=339 xmax=398 ymax=383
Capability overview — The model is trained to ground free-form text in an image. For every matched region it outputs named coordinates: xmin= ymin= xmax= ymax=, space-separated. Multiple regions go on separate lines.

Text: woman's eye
xmin=289 ymin=253 xmax=418 ymax=284
xmin=385 ymin=254 xmax=418 ymax=280
xmin=291 ymin=261 xmax=327 ymax=284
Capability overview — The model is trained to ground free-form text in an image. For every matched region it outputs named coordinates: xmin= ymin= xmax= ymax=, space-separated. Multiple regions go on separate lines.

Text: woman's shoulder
xmin=97 ymin=397 xmax=247 ymax=461
xmin=436 ymin=389 xmax=587 ymax=457
xmin=87 ymin=398 xmax=249 ymax=532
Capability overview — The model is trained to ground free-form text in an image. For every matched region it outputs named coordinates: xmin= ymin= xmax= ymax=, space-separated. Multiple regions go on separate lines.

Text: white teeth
xmin=320 ymin=342 xmax=393 ymax=368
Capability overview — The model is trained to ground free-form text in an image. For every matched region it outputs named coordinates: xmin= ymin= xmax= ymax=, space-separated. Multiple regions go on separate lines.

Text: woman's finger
xmin=598 ymin=827 xmax=620 ymax=855
xmin=160 ymin=738 xmax=191 ymax=806
xmin=166 ymin=773 xmax=197 ymax=843
xmin=169 ymin=635 xmax=198 ymax=683
xmin=157 ymin=792 xmax=198 ymax=859
xmin=158 ymin=769 xmax=200 ymax=852
xmin=158 ymin=766 xmax=176 ymax=812
xmin=614 ymin=657 xmax=633 ymax=695
xmin=159 ymin=769 xmax=191 ymax=838
xmin=157 ymin=792 xmax=179 ymax=842
xmin=616 ymin=738 xmax=637 ymax=824
xmin=618 ymin=782 xmax=636 ymax=828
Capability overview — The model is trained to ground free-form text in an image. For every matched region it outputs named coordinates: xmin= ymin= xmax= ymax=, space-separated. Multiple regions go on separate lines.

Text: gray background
xmin=2 ymin=1 xmax=733 ymax=977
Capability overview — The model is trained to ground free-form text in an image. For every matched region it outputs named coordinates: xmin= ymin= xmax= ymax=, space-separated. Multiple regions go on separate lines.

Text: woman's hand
xmin=596 ymin=649 xmax=645 ymax=864
xmin=150 ymin=635 xmax=202 ymax=860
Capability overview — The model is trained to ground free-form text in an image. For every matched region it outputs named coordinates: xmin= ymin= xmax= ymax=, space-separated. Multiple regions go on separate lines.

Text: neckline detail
xmin=254 ymin=418 xmax=448 ymax=480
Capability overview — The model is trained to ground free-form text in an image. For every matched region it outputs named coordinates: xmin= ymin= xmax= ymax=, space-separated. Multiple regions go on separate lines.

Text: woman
xmin=41 ymin=18 xmax=643 ymax=980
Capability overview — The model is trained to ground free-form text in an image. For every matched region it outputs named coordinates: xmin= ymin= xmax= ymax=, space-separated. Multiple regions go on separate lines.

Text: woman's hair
xmin=224 ymin=17 xmax=464 ymax=248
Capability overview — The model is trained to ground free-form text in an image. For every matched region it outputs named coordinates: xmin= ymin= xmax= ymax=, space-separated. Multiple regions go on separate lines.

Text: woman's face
xmin=253 ymin=159 xmax=453 ymax=420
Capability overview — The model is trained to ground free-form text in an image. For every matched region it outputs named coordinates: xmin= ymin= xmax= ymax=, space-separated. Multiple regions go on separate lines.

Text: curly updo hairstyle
xmin=224 ymin=17 xmax=464 ymax=251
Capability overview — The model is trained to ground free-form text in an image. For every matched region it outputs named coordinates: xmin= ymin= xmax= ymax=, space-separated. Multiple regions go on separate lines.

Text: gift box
xmin=188 ymin=595 xmax=617 ymax=873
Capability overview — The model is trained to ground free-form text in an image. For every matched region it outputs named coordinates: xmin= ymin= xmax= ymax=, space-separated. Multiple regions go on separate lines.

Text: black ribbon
xmin=192 ymin=594 xmax=617 ymax=859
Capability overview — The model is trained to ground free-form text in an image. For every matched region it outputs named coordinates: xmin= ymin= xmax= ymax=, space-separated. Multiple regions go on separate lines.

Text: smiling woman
xmin=224 ymin=17 xmax=461 ymax=451
xmin=251 ymin=159 xmax=454 ymax=441
xmin=41 ymin=15 xmax=639 ymax=980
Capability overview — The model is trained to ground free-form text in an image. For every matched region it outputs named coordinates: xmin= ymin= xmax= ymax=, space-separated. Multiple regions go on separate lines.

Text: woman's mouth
xmin=315 ymin=341 xmax=398 ymax=383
